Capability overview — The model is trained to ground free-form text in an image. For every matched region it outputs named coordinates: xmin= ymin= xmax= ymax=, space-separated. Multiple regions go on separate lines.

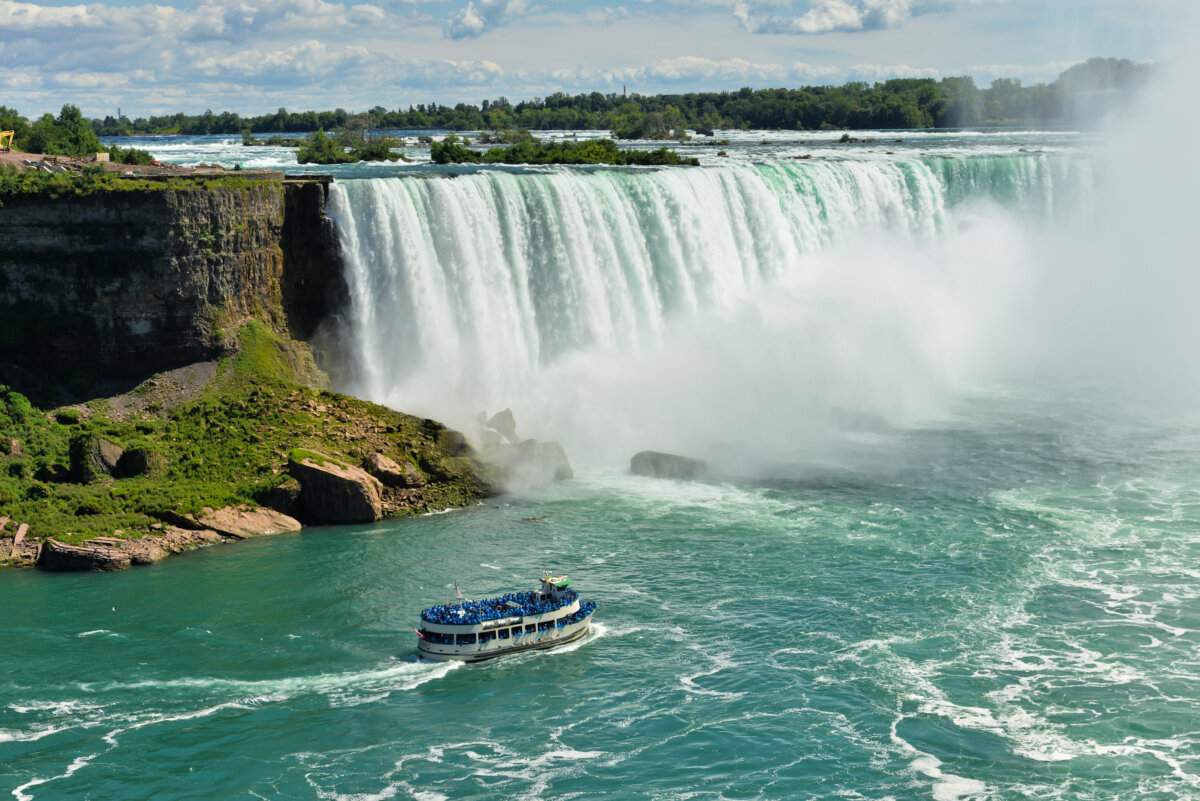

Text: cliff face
xmin=0 ymin=179 xmax=343 ymax=389
xmin=281 ymin=179 xmax=346 ymax=342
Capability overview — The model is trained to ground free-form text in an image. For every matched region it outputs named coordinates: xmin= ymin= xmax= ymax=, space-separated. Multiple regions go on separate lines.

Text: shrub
xmin=21 ymin=105 xmax=102 ymax=157
xmin=24 ymin=482 xmax=51 ymax=500
xmin=2 ymin=388 xmax=33 ymax=422
xmin=296 ymin=130 xmax=357 ymax=165
xmin=430 ymin=134 xmax=482 ymax=164
xmin=107 ymin=145 xmax=155 ymax=165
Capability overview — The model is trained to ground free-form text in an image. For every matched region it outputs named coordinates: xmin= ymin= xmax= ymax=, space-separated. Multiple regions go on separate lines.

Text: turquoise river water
xmin=3 ymin=128 xmax=1199 ymax=800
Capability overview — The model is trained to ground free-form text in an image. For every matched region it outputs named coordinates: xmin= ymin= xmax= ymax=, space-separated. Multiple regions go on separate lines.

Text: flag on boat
xmin=455 ymin=582 xmax=463 ymax=600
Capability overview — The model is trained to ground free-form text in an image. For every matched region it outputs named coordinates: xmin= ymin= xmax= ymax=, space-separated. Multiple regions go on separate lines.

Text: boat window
xmin=498 ymin=629 xmax=509 ymax=639
xmin=525 ymin=624 xmax=536 ymax=634
xmin=479 ymin=632 xmax=495 ymax=644
xmin=538 ymin=621 xmax=554 ymax=631
xmin=456 ymin=633 xmax=477 ymax=645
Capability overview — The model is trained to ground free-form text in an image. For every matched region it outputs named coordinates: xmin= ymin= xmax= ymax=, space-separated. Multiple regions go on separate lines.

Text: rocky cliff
xmin=0 ymin=178 xmax=502 ymax=573
xmin=0 ymin=177 xmax=343 ymax=392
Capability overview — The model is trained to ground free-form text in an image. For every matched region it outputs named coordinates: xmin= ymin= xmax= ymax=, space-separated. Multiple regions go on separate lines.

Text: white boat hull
xmin=418 ymin=617 xmax=591 ymax=663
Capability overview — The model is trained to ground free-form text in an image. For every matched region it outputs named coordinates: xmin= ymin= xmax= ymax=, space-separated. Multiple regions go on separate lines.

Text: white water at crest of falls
xmin=327 ymin=156 xmax=1087 ymax=466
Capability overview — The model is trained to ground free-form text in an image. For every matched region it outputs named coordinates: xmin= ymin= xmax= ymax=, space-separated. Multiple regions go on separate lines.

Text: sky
xmin=0 ymin=0 xmax=1181 ymax=118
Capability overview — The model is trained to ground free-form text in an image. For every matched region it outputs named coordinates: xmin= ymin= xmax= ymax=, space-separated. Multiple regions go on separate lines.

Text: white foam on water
xmin=421 ymin=507 xmax=463 ymax=517
xmin=0 ymin=723 xmax=72 ymax=745
xmin=95 ymin=657 xmax=461 ymax=701
xmin=540 ymin=621 xmax=607 ymax=657
xmin=678 ymin=650 xmax=745 ymax=700
xmin=470 ymin=745 xmax=607 ymax=801
xmin=12 ymin=754 xmax=96 ymax=801
xmin=76 ymin=629 xmax=119 ymax=638
xmin=1 ymin=700 xmax=106 ymax=745
xmin=8 ymin=700 xmax=100 ymax=715
xmin=909 ymin=756 xmax=988 ymax=801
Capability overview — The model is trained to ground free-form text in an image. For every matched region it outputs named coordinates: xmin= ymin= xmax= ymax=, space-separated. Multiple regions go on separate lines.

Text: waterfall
xmin=326 ymin=155 xmax=1089 ymax=464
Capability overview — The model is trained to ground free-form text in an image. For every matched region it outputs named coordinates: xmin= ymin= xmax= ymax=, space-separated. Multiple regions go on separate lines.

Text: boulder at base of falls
xmin=483 ymin=439 xmax=574 ymax=484
xmin=630 ymin=450 xmax=707 ymax=480
xmin=364 ymin=453 xmax=426 ymax=488
xmin=260 ymin=477 xmax=304 ymax=518
xmin=69 ymin=434 xmax=124 ymax=484
xmin=289 ymin=451 xmax=384 ymax=523
xmin=486 ymin=408 xmax=520 ymax=444
xmin=38 ymin=539 xmax=132 ymax=572
xmin=196 ymin=505 xmax=303 ymax=539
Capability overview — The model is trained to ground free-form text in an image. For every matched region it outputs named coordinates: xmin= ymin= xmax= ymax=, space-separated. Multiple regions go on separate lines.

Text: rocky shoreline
xmin=0 ymin=174 xmax=568 ymax=575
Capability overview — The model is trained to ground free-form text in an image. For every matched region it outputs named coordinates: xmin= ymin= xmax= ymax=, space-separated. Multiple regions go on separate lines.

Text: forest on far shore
xmin=2 ymin=57 xmax=1152 ymax=144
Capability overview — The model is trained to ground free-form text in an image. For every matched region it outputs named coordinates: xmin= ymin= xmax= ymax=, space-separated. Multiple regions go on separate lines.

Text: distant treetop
xmin=3 ymin=58 xmax=1152 ymax=146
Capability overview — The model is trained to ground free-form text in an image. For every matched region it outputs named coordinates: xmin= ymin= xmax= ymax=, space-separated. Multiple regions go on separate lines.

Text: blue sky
xmin=0 ymin=0 xmax=1181 ymax=117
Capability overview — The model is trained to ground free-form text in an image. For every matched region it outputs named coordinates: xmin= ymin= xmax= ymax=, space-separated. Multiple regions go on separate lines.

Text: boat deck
xmin=421 ymin=589 xmax=579 ymax=626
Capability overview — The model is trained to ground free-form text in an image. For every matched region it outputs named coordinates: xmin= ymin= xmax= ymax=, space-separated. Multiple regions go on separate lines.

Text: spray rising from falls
xmin=328 ymin=156 xmax=1088 ymax=466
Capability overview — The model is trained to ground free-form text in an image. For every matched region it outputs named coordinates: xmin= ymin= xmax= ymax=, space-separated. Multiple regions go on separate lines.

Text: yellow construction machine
xmin=0 ymin=130 xmax=14 ymax=152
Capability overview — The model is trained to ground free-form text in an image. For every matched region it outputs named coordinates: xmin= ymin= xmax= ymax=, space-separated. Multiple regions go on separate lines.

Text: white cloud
xmin=0 ymin=0 xmax=396 ymax=46
xmin=444 ymin=0 xmax=531 ymax=39
xmin=192 ymin=40 xmax=375 ymax=79
xmin=737 ymin=0 xmax=997 ymax=34
xmin=640 ymin=56 xmax=791 ymax=82
xmin=0 ymin=0 xmax=1168 ymax=116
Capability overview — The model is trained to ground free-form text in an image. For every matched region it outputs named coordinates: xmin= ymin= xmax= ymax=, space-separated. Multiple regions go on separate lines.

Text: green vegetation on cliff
xmin=0 ymin=323 xmax=493 ymax=546
xmin=0 ymin=164 xmax=278 ymax=201
xmin=430 ymin=135 xmax=699 ymax=166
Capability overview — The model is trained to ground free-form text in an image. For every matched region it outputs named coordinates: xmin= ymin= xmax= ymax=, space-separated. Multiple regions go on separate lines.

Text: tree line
xmin=3 ymin=58 xmax=1150 ymax=147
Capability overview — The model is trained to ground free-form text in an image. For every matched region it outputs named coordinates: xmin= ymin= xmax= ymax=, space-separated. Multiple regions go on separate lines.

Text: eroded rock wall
xmin=0 ymin=180 xmax=341 ymax=387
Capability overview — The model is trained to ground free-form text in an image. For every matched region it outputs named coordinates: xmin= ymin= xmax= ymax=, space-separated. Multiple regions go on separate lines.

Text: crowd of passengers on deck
xmin=420 ymin=601 xmax=597 ymax=646
xmin=421 ymin=589 xmax=580 ymax=626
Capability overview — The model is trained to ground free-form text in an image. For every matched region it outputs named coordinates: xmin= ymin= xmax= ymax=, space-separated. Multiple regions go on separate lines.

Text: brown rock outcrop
xmin=38 ymin=539 xmax=132 ymax=572
xmin=260 ymin=477 xmax=304 ymax=518
xmin=122 ymin=527 xmax=224 ymax=564
xmin=289 ymin=452 xmax=383 ymax=523
xmin=69 ymin=435 xmax=124 ymax=483
xmin=196 ymin=505 xmax=303 ymax=539
xmin=364 ymin=453 xmax=426 ymax=488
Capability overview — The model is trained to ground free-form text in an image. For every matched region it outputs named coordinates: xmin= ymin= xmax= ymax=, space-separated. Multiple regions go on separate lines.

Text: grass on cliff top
xmin=0 ymin=163 xmax=279 ymax=201
xmin=0 ymin=322 xmax=491 ymax=546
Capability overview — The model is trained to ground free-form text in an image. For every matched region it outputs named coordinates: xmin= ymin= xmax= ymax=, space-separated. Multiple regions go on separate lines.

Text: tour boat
xmin=416 ymin=574 xmax=597 ymax=662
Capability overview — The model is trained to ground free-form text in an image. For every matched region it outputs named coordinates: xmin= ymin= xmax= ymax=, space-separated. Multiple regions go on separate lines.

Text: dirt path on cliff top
xmin=0 ymin=148 xmax=233 ymax=175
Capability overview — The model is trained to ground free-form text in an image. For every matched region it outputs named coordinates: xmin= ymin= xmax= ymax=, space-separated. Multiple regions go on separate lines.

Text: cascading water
xmin=328 ymin=154 xmax=1089 ymax=464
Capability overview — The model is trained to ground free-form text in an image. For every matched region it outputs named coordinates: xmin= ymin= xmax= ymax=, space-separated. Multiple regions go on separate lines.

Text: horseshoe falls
xmin=5 ymin=129 xmax=1200 ymax=801
xmin=328 ymin=155 xmax=1089 ymax=463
